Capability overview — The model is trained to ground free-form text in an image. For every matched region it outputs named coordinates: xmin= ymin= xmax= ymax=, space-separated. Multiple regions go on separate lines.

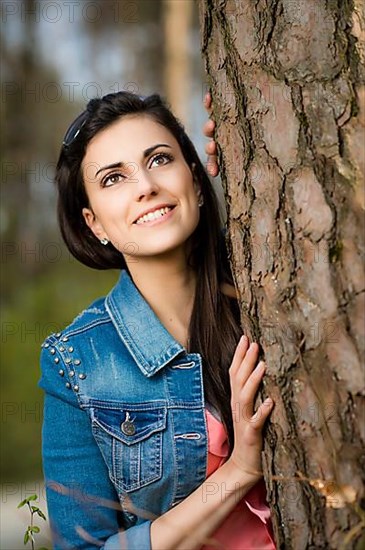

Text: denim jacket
xmin=39 ymin=268 xmax=210 ymax=550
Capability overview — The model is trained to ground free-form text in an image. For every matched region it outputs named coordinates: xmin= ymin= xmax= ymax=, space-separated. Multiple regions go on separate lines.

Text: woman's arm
xmin=151 ymin=336 xmax=273 ymax=550
xmin=150 ymin=457 xmax=257 ymax=550
xmin=39 ymin=344 xmax=153 ymax=550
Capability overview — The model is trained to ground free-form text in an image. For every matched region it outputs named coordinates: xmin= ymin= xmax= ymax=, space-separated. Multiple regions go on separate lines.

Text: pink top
xmin=201 ymin=408 xmax=276 ymax=549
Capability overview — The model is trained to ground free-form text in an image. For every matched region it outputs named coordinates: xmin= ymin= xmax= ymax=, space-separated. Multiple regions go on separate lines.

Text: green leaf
xmin=36 ymin=509 xmax=47 ymax=520
xmin=24 ymin=531 xmax=29 ymax=545
xmin=31 ymin=506 xmax=39 ymax=512
xmin=29 ymin=525 xmax=40 ymax=533
xmin=19 ymin=494 xmax=38 ymax=508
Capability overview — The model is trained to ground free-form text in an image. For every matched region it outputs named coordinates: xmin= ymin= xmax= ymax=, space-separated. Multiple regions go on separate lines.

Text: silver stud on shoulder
xmin=55 ymin=332 xmax=61 ymax=337
xmin=73 ymin=385 xmax=79 ymax=392
xmin=50 ymin=348 xmax=56 ymax=355
xmin=59 ymin=346 xmax=65 ymax=352
xmin=58 ymin=369 xmax=64 ymax=377
xmin=78 ymin=373 xmax=86 ymax=380
xmin=65 ymin=358 xmax=72 ymax=364
xmin=68 ymin=346 xmax=74 ymax=353
xmin=74 ymin=359 xmax=81 ymax=365
xmin=65 ymin=382 xmax=71 ymax=389
xmin=62 ymin=336 xmax=69 ymax=342
xmin=44 ymin=343 xmax=50 ymax=348
xmin=69 ymin=370 xmax=75 ymax=377
xmin=54 ymin=357 xmax=59 ymax=364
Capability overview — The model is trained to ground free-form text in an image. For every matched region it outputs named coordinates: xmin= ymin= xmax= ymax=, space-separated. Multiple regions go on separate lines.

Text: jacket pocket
xmin=89 ymin=401 xmax=167 ymax=492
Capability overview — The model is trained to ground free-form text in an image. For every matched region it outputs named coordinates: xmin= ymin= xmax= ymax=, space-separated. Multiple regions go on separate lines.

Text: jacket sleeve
xmin=39 ymin=340 xmax=153 ymax=550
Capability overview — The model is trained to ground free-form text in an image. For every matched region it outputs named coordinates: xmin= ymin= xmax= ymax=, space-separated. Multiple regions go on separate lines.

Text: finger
xmin=205 ymin=140 xmax=216 ymax=155
xmin=206 ymin=161 xmax=219 ymax=178
xmin=203 ymin=119 xmax=215 ymax=137
xmin=246 ymin=399 xmax=274 ymax=436
xmin=203 ymin=92 xmax=212 ymax=110
xmin=239 ymin=362 xmax=267 ymax=416
xmin=205 ymin=151 xmax=217 ymax=168
xmin=229 ymin=336 xmax=250 ymax=377
xmin=235 ymin=343 xmax=260 ymax=388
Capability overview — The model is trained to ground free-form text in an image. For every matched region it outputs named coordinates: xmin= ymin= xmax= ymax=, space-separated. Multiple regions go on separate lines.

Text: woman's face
xmin=81 ymin=114 xmax=202 ymax=261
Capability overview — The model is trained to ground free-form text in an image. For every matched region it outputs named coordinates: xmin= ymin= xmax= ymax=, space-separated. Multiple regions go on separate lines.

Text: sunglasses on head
xmin=62 ymin=94 xmax=146 ymax=148
xmin=62 ymin=110 xmax=89 ymax=148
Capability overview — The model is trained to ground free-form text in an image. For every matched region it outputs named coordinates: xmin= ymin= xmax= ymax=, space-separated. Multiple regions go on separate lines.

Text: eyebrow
xmin=94 ymin=143 xmax=172 ymax=177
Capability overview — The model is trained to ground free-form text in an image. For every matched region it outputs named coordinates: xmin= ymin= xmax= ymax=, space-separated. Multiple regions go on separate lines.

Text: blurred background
xmin=1 ymin=0 xmax=222 ymax=546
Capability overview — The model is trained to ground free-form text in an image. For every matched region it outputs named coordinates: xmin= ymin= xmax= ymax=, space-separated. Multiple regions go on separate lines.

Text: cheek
xmin=183 ymin=194 xmax=201 ymax=234
xmin=178 ymin=170 xmax=196 ymax=199
xmin=91 ymin=193 xmax=128 ymax=224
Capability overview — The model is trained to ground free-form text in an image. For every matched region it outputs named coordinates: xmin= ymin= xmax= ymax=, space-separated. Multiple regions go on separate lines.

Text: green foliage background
xmin=1 ymin=250 xmax=118 ymax=483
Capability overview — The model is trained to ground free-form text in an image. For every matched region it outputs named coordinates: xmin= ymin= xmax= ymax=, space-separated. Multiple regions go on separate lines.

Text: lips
xmin=133 ymin=204 xmax=176 ymax=224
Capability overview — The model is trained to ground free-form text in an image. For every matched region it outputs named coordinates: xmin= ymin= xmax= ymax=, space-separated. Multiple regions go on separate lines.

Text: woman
xmin=39 ymin=90 xmax=276 ymax=549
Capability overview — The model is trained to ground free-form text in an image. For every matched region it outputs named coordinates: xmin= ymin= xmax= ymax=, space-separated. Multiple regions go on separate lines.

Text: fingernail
xmin=264 ymin=398 xmax=273 ymax=405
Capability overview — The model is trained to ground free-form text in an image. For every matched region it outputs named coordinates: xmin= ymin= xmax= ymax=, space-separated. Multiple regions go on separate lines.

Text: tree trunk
xmin=162 ymin=0 xmax=193 ymax=123
xmin=198 ymin=1 xmax=365 ymax=548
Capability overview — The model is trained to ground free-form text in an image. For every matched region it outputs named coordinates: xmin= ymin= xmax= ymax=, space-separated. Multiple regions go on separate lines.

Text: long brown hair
xmin=55 ymin=91 xmax=241 ymax=452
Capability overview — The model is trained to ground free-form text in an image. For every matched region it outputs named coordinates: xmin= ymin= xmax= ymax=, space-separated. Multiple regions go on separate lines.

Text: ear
xmin=191 ymin=163 xmax=202 ymax=199
xmin=82 ymin=207 xmax=108 ymax=241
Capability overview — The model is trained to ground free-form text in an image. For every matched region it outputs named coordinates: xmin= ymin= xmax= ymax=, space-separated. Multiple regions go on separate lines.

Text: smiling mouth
xmin=134 ymin=205 xmax=176 ymax=225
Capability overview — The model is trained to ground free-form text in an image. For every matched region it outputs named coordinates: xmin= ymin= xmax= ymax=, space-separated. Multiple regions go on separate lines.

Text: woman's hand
xmin=227 ymin=335 xmax=274 ymax=486
xmin=203 ymin=92 xmax=219 ymax=177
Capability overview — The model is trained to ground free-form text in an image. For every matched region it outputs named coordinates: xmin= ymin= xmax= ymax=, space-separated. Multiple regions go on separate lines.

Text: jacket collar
xmin=105 ymin=269 xmax=186 ymax=377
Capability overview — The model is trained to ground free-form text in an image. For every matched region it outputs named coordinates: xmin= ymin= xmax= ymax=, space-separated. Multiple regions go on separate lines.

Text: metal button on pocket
xmin=91 ymin=405 xmax=167 ymax=492
xmin=121 ymin=412 xmax=136 ymax=436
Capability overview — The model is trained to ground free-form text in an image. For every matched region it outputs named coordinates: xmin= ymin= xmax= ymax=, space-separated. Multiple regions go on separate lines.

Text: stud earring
xmin=198 ymin=196 xmax=204 ymax=207
xmin=100 ymin=238 xmax=109 ymax=245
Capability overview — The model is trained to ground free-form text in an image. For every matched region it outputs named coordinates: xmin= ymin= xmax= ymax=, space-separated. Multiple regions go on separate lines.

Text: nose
xmin=133 ymin=167 xmax=160 ymax=201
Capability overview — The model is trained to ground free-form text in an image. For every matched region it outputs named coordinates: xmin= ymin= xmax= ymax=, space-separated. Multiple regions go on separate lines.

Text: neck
xmin=125 ymin=247 xmax=197 ymax=343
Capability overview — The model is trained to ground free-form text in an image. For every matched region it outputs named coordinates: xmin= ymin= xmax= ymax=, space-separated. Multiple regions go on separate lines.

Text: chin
xmin=138 ymin=232 xmax=192 ymax=256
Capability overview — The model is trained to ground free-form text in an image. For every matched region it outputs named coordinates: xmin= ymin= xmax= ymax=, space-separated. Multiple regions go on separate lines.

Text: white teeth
xmin=136 ymin=206 xmax=173 ymax=224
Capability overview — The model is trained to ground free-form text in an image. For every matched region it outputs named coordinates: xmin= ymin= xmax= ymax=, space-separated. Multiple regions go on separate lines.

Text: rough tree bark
xmin=198 ymin=1 xmax=364 ymax=548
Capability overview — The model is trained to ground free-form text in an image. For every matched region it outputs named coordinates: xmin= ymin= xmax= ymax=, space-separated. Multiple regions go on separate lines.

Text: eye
xmin=149 ymin=152 xmax=174 ymax=168
xmin=101 ymin=172 xmax=125 ymax=187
